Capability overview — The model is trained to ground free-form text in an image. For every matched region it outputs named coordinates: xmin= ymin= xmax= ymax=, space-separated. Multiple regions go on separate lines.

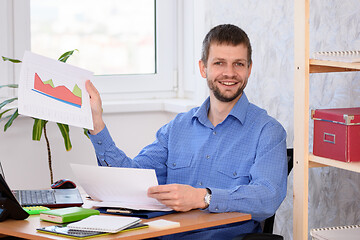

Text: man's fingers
xmin=148 ymin=184 xmax=180 ymax=195
xmin=150 ymin=192 xmax=174 ymax=201
xmin=148 ymin=185 xmax=180 ymax=200
xmin=85 ymin=80 xmax=99 ymax=97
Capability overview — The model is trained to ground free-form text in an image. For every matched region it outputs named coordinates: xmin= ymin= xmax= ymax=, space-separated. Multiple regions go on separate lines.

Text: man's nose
xmin=222 ymin=64 xmax=236 ymax=77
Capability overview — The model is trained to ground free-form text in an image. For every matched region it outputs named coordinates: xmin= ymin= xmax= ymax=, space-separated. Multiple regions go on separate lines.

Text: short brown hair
xmin=201 ymin=24 xmax=252 ymax=67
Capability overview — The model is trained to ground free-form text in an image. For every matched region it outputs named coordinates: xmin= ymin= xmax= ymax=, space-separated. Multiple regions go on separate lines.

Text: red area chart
xmin=32 ymin=73 xmax=82 ymax=108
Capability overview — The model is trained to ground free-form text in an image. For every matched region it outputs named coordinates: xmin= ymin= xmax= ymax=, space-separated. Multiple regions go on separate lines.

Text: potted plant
xmin=0 ymin=50 xmax=88 ymax=184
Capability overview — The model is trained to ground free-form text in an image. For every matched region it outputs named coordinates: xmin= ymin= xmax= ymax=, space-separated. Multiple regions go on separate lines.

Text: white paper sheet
xmin=70 ymin=164 xmax=172 ymax=211
xmin=18 ymin=51 xmax=94 ymax=130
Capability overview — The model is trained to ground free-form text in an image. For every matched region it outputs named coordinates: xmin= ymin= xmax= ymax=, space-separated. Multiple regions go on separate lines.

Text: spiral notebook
xmin=67 ymin=215 xmax=141 ymax=233
xmin=310 ymin=225 xmax=360 ymax=240
xmin=37 ymin=222 xmax=148 ymax=239
xmin=312 ymin=51 xmax=360 ymax=63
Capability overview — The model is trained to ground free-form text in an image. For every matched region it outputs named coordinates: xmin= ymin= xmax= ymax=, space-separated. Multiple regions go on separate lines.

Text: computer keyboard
xmin=20 ymin=190 xmax=56 ymax=205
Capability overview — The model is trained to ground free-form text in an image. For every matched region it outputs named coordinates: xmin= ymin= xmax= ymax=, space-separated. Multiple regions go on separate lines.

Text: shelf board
xmin=309 ymin=153 xmax=360 ymax=173
xmin=310 ymin=59 xmax=360 ymax=73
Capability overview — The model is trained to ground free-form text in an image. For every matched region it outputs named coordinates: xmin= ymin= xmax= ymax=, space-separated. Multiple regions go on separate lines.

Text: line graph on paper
xmin=18 ymin=51 xmax=94 ymax=130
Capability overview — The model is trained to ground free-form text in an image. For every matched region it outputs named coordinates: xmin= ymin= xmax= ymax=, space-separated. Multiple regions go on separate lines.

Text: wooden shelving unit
xmin=310 ymin=59 xmax=360 ymax=73
xmin=293 ymin=1 xmax=360 ymax=239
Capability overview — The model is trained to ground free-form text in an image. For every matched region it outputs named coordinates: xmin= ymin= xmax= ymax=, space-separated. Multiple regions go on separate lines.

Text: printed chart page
xmin=18 ymin=51 xmax=94 ymax=130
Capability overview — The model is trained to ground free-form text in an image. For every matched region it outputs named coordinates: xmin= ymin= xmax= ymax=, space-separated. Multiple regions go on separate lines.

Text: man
xmin=86 ymin=24 xmax=287 ymax=239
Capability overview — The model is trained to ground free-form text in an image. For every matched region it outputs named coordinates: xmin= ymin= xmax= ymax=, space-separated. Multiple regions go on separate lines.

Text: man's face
xmin=199 ymin=43 xmax=252 ymax=103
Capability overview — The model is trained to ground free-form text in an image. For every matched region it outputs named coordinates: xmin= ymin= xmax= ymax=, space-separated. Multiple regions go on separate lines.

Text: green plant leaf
xmin=0 ymin=97 xmax=18 ymax=110
xmin=58 ymin=49 xmax=78 ymax=63
xmin=0 ymin=108 xmax=16 ymax=119
xmin=0 ymin=84 xmax=18 ymax=89
xmin=32 ymin=119 xmax=47 ymax=141
xmin=57 ymin=123 xmax=72 ymax=151
xmin=2 ymin=56 xmax=22 ymax=63
xmin=4 ymin=109 xmax=19 ymax=131
xmin=83 ymin=128 xmax=90 ymax=139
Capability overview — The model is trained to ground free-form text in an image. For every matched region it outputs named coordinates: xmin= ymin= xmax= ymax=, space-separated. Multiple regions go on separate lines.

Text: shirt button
xmin=233 ymin=172 xmax=237 ymax=176
xmin=97 ymin=141 xmax=102 ymax=145
xmin=199 ymin=182 xmax=203 ymax=186
xmin=213 ymin=131 xmax=217 ymax=135
xmin=215 ymin=208 xmax=219 ymax=211
xmin=206 ymin=155 xmax=210 ymax=159
xmin=172 ymin=163 xmax=176 ymax=167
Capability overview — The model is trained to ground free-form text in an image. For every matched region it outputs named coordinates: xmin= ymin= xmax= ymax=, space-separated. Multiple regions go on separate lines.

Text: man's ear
xmin=198 ymin=60 xmax=207 ymax=78
xmin=247 ymin=62 xmax=253 ymax=78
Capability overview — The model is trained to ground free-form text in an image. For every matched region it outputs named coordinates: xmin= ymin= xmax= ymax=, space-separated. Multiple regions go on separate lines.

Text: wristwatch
xmin=204 ymin=188 xmax=212 ymax=209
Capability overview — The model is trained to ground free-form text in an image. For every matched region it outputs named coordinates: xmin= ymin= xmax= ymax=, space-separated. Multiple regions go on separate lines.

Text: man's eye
xmin=235 ymin=62 xmax=245 ymax=67
xmin=214 ymin=62 xmax=222 ymax=65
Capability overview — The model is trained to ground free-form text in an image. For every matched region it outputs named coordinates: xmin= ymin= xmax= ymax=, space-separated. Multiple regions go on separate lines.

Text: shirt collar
xmin=228 ymin=92 xmax=249 ymax=125
xmin=193 ymin=97 xmax=211 ymax=127
xmin=193 ymin=92 xmax=249 ymax=126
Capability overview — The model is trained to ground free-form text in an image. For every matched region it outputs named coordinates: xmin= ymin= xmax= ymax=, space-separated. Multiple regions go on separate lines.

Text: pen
xmin=106 ymin=208 xmax=133 ymax=214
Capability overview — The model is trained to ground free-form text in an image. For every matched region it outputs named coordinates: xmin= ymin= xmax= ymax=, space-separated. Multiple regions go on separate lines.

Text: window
xmin=4 ymin=0 xmax=177 ymax=100
xmin=31 ymin=0 xmax=155 ymax=76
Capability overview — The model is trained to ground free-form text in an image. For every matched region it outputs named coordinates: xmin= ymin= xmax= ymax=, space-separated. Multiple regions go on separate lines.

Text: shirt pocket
xmin=216 ymin=165 xmax=250 ymax=186
xmin=166 ymin=153 xmax=193 ymax=170
xmin=166 ymin=153 xmax=194 ymax=184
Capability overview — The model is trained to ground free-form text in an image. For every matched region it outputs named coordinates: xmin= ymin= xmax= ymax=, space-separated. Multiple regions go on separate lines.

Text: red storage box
xmin=312 ymin=107 xmax=360 ymax=162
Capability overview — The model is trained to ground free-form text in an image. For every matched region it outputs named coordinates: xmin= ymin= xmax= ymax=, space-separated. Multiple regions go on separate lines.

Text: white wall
xmin=0 ymin=111 xmax=175 ymax=190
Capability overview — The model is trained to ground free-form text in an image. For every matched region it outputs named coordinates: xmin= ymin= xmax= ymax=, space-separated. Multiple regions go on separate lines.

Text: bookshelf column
xmin=293 ymin=0 xmax=310 ymax=240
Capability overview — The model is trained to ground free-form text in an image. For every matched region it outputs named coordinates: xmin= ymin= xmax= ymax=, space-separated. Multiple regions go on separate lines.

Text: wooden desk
xmin=0 ymin=210 xmax=251 ymax=239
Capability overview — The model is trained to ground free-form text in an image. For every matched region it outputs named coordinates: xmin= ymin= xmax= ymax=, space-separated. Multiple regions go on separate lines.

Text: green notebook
xmin=40 ymin=207 xmax=100 ymax=223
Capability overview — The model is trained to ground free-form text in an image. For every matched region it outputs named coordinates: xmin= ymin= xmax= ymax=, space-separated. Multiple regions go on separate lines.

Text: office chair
xmin=233 ymin=148 xmax=293 ymax=240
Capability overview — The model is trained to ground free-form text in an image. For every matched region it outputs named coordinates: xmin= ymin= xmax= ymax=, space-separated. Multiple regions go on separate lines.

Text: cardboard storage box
xmin=312 ymin=107 xmax=360 ymax=162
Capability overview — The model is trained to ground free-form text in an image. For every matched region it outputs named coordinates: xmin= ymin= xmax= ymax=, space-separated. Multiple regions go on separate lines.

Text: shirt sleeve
xmin=207 ymin=121 xmax=288 ymax=222
xmin=88 ymin=125 xmax=170 ymax=184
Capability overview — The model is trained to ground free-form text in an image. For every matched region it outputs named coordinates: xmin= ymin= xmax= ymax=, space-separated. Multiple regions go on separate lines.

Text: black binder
xmin=97 ymin=207 xmax=176 ymax=219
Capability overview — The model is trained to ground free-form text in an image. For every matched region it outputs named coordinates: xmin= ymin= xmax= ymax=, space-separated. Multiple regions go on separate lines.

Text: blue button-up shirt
xmin=89 ymin=93 xmax=287 ymax=239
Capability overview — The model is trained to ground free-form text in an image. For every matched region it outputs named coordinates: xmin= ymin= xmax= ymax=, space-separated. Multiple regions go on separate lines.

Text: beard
xmin=207 ymin=76 xmax=247 ymax=102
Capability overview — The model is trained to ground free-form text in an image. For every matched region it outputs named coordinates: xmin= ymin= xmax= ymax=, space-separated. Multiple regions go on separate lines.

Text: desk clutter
xmin=37 ymin=207 xmax=150 ymax=238
xmin=35 ymin=206 xmax=180 ymax=238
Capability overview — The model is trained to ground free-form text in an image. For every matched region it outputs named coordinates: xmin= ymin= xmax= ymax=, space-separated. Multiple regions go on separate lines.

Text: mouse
xmin=51 ymin=179 xmax=77 ymax=189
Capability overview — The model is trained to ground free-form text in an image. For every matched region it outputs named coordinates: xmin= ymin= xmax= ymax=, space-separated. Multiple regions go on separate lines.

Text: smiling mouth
xmin=219 ymin=81 xmax=237 ymax=86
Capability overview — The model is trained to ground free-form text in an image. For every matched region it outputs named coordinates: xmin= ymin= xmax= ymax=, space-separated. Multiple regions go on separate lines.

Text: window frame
xmin=91 ymin=0 xmax=178 ymax=99
xmin=6 ymin=0 xmax=177 ymax=101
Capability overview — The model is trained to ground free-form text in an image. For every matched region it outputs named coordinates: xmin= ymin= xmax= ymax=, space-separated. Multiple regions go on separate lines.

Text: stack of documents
xmin=70 ymin=164 xmax=172 ymax=211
